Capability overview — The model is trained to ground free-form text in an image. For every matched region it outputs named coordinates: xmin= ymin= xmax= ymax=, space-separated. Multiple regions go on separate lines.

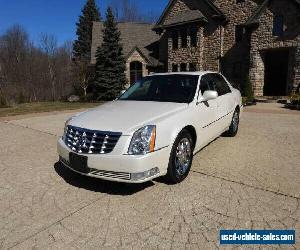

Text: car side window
xmin=213 ymin=74 xmax=232 ymax=96
xmin=200 ymin=74 xmax=215 ymax=94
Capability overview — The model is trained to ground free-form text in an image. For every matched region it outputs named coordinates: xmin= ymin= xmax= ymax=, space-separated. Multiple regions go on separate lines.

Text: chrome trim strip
xmin=59 ymin=157 xmax=131 ymax=180
xmin=202 ymin=110 xmax=234 ymax=129
xmin=123 ymin=145 xmax=169 ymax=156
xmin=67 ymin=125 xmax=122 ymax=136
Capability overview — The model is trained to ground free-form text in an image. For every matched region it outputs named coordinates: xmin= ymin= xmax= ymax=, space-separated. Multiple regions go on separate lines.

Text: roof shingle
xmin=162 ymin=10 xmax=207 ymax=28
xmin=91 ymin=22 xmax=159 ymax=66
xmin=245 ymin=0 xmax=300 ymax=26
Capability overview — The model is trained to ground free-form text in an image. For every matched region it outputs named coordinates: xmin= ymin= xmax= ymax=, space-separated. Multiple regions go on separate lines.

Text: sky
xmin=0 ymin=0 xmax=168 ymax=46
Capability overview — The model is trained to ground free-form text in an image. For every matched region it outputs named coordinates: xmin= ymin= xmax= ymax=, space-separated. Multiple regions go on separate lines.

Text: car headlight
xmin=128 ymin=125 xmax=156 ymax=155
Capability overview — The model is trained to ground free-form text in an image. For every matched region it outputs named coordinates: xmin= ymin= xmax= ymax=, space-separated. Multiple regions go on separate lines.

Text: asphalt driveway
xmin=0 ymin=103 xmax=299 ymax=249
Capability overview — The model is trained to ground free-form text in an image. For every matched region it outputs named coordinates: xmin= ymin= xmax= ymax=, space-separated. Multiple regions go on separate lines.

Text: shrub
xmin=290 ymin=93 xmax=300 ymax=109
xmin=17 ymin=92 xmax=26 ymax=104
xmin=241 ymin=74 xmax=254 ymax=104
xmin=0 ymin=95 xmax=8 ymax=108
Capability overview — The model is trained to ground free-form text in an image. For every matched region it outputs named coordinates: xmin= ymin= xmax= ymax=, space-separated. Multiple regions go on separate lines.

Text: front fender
xmin=155 ymin=118 xmax=196 ymax=152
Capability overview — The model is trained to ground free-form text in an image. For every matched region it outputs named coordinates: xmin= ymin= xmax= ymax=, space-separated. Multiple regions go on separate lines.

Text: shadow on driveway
xmin=54 ymin=162 xmax=154 ymax=195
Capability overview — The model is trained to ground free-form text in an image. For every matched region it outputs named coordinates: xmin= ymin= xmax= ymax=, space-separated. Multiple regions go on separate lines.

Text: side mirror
xmin=198 ymin=90 xmax=218 ymax=103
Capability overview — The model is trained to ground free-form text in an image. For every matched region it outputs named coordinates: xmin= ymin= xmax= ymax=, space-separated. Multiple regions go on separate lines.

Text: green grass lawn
xmin=0 ymin=102 xmax=101 ymax=117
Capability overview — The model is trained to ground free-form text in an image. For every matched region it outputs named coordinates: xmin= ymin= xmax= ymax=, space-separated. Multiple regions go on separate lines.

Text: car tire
xmin=165 ymin=130 xmax=194 ymax=184
xmin=225 ymin=109 xmax=240 ymax=137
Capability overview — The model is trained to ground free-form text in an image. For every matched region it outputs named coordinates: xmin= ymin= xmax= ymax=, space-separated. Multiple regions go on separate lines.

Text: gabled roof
xmin=91 ymin=22 xmax=160 ymax=66
xmin=127 ymin=46 xmax=151 ymax=64
xmin=162 ymin=10 xmax=208 ymax=29
xmin=128 ymin=46 xmax=163 ymax=67
xmin=245 ymin=0 xmax=300 ymax=26
xmin=153 ymin=0 xmax=227 ymax=31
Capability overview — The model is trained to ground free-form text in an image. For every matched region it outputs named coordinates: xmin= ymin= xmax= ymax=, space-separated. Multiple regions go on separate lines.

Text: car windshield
xmin=119 ymin=74 xmax=199 ymax=103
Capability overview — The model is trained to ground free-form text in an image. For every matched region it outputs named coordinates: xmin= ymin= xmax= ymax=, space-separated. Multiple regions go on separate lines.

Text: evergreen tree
xmin=94 ymin=7 xmax=127 ymax=100
xmin=73 ymin=0 xmax=101 ymax=61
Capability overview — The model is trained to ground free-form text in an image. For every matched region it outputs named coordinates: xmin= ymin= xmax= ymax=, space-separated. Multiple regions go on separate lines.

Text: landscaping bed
xmin=0 ymin=102 xmax=100 ymax=117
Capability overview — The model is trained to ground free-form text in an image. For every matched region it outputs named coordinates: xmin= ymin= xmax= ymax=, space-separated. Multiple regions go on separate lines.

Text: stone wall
xmin=294 ymin=47 xmax=300 ymax=92
xmin=249 ymin=0 xmax=300 ymax=96
xmin=213 ymin=0 xmax=259 ymax=86
xmin=164 ymin=0 xmax=193 ymax=24
xmin=125 ymin=50 xmax=148 ymax=87
xmin=160 ymin=0 xmax=300 ymax=95
xmin=167 ymin=25 xmax=204 ymax=72
xmin=203 ymin=22 xmax=221 ymax=72
xmin=249 ymin=50 xmax=265 ymax=96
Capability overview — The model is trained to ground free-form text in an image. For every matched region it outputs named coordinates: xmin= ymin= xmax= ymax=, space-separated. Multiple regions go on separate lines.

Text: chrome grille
xmin=90 ymin=169 xmax=131 ymax=180
xmin=65 ymin=125 xmax=122 ymax=154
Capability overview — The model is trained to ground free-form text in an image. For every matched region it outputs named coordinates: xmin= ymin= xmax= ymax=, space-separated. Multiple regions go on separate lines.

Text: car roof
xmin=149 ymin=71 xmax=218 ymax=77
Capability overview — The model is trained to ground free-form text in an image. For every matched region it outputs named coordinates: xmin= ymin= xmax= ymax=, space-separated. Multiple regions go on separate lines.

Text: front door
xmin=264 ymin=49 xmax=289 ymax=96
xmin=130 ymin=61 xmax=143 ymax=85
xmin=193 ymin=74 xmax=219 ymax=149
xmin=212 ymin=74 xmax=235 ymax=132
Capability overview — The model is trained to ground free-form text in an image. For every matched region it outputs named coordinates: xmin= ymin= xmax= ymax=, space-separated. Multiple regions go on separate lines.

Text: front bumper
xmin=57 ymin=138 xmax=170 ymax=183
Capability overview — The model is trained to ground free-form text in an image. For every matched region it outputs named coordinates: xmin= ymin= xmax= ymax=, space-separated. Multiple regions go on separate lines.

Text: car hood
xmin=69 ymin=101 xmax=188 ymax=135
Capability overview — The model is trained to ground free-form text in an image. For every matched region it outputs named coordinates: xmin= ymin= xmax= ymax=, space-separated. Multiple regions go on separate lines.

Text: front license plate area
xmin=69 ymin=153 xmax=89 ymax=174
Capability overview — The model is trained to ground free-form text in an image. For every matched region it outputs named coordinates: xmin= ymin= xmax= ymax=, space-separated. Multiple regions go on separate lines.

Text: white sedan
xmin=57 ymin=72 xmax=242 ymax=184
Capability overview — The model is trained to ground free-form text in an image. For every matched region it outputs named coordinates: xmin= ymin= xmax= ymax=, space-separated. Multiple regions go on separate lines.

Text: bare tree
xmin=108 ymin=0 xmax=159 ymax=23
xmin=72 ymin=60 xmax=93 ymax=98
xmin=0 ymin=24 xmax=30 ymax=103
xmin=40 ymin=34 xmax=58 ymax=101
xmin=0 ymin=25 xmax=74 ymax=104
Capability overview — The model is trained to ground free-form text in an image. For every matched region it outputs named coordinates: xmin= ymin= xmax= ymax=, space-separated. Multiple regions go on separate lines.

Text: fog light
xmin=131 ymin=167 xmax=160 ymax=181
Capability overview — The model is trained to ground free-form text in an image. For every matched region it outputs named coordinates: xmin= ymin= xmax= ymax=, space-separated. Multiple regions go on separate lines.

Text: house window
xmin=273 ymin=15 xmax=284 ymax=36
xmin=180 ymin=63 xmax=187 ymax=72
xmin=235 ymin=25 xmax=244 ymax=43
xmin=130 ymin=61 xmax=143 ymax=85
xmin=172 ymin=64 xmax=178 ymax=72
xmin=181 ymin=29 xmax=187 ymax=48
xmin=190 ymin=28 xmax=198 ymax=47
xmin=172 ymin=31 xmax=178 ymax=50
xmin=189 ymin=63 xmax=196 ymax=72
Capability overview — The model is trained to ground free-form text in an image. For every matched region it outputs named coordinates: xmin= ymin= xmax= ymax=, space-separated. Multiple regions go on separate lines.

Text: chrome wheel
xmin=232 ymin=111 xmax=239 ymax=132
xmin=175 ymin=138 xmax=192 ymax=176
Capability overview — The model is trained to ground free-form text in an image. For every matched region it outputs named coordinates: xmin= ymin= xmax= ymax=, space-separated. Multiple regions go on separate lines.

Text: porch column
xmin=125 ymin=61 xmax=130 ymax=88
xmin=142 ymin=63 xmax=148 ymax=77
xmin=249 ymin=50 xmax=264 ymax=97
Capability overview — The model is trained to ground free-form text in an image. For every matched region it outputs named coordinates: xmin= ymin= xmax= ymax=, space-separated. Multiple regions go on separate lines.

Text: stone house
xmin=91 ymin=0 xmax=300 ymax=96
xmin=91 ymin=22 xmax=162 ymax=86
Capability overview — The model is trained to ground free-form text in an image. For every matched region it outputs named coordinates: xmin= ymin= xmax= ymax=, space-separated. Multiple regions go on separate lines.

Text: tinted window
xmin=200 ymin=74 xmax=231 ymax=96
xmin=119 ymin=74 xmax=199 ymax=103
xmin=213 ymin=74 xmax=231 ymax=96
xmin=200 ymin=74 xmax=215 ymax=94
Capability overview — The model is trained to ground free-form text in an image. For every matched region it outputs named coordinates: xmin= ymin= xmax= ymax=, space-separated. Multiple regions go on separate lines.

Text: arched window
xmin=130 ymin=61 xmax=143 ymax=85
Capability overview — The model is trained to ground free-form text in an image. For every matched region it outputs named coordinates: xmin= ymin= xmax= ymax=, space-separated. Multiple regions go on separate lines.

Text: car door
xmin=212 ymin=74 xmax=235 ymax=132
xmin=193 ymin=74 xmax=219 ymax=149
